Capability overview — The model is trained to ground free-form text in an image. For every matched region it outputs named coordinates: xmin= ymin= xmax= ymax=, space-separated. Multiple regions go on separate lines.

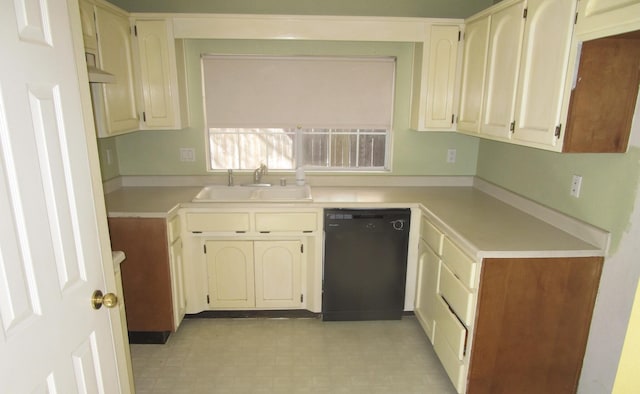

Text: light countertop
xmin=104 ymin=185 xmax=606 ymax=258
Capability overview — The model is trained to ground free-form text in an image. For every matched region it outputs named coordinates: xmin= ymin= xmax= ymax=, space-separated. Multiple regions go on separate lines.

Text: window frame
xmin=201 ymin=54 xmax=396 ymax=173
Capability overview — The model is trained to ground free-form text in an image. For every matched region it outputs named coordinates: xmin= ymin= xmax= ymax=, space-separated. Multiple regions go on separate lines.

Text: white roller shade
xmin=202 ymin=55 xmax=395 ymax=129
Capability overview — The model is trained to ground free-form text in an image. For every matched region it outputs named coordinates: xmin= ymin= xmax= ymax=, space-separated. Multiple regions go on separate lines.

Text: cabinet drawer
xmin=421 ymin=216 xmax=444 ymax=255
xmin=186 ymin=213 xmax=250 ymax=233
xmin=255 ymin=212 xmax=317 ymax=232
xmin=442 ymin=237 xmax=477 ymax=289
xmin=435 ymin=295 xmax=467 ymax=361
xmin=439 ymin=263 xmax=475 ymax=326
xmin=434 ymin=327 xmax=465 ymax=393
xmin=167 ymin=215 xmax=180 ymax=242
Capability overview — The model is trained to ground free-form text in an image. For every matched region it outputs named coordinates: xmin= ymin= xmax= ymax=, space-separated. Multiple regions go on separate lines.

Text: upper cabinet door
xmin=95 ymin=5 xmax=140 ymax=136
xmin=410 ymin=23 xmax=462 ymax=131
xmin=480 ymin=0 xmax=526 ymax=139
xmin=424 ymin=25 xmax=460 ymax=130
xmin=79 ymin=0 xmax=97 ymax=51
xmin=457 ymin=16 xmax=490 ymax=133
xmin=511 ymin=0 xmax=577 ymax=148
xmin=135 ymin=20 xmax=185 ymax=129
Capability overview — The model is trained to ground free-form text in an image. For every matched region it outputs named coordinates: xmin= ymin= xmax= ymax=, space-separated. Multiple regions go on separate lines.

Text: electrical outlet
xmin=570 ymin=175 xmax=582 ymax=198
xmin=180 ymin=148 xmax=195 ymax=162
xmin=447 ymin=149 xmax=457 ymax=163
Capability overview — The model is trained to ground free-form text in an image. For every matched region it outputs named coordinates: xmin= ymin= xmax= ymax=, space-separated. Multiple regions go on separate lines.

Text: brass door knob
xmin=91 ymin=290 xmax=118 ymax=309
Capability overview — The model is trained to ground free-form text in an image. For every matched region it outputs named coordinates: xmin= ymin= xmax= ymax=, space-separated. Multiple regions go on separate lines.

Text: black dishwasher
xmin=322 ymin=208 xmax=411 ymax=321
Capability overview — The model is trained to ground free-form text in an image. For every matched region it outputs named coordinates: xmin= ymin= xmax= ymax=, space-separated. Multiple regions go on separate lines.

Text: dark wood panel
xmin=468 ymin=257 xmax=603 ymax=394
xmin=109 ymin=217 xmax=174 ymax=332
xmin=564 ymin=35 xmax=640 ymax=152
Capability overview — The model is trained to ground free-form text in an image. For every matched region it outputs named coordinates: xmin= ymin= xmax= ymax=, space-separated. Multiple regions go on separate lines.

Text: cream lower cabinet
xmin=206 ymin=241 xmax=256 ymax=308
xmin=254 ymin=241 xmax=302 ymax=308
xmin=415 ymin=215 xmax=604 ymax=394
xmin=184 ymin=208 xmax=320 ymax=313
xmin=108 ymin=214 xmax=186 ymax=339
xmin=414 ymin=215 xmax=444 ymax=343
xmin=205 ymin=240 xmax=303 ymax=310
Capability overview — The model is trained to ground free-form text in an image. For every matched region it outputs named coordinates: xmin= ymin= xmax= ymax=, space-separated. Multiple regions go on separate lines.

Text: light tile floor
xmin=130 ymin=316 xmax=457 ymax=394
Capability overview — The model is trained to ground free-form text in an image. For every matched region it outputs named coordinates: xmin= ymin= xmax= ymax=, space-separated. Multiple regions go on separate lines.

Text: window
xmin=202 ymin=55 xmax=395 ymax=171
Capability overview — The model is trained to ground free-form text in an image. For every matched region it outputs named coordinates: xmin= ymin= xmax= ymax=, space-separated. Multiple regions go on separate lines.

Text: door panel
xmin=254 ymin=241 xmax=302 ymax=308
xmin=0 ymin=0 xmax=123 ymax=391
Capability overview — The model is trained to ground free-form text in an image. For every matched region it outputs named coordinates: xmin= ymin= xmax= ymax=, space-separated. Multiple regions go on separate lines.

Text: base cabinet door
xmin=254 ymin=241 xmax=302 ymax=309
xmin=414 ymin=239 xmax=440 ymax=343
xmin=206 ymin=241 xmax=255 ymax=308
xmin=169 ymin=237 xmax=186 ymax=328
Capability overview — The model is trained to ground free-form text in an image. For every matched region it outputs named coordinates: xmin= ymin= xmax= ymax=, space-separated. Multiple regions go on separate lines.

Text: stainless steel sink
xmin=192 ymin=184 xmax=312 ymax=202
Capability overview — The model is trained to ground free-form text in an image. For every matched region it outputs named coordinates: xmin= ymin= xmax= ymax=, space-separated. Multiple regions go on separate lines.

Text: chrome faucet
xmin=253 ymin=163 xmax=268 ymax=184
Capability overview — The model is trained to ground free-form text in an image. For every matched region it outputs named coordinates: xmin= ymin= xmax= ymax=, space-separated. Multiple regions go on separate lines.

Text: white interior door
xmin=0 ymin=0 xmax=126 ymax=392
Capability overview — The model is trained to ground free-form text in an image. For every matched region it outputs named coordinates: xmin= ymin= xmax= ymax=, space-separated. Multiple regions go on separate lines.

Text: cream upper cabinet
xmin=206 ymin=240 xmax=256 ymax=308
xmin=254 ymin=241 xmax=302 ymax=309
xmin=575 ymin=0 xmax=640 ymax=37
xmin=456 ymin=16 xmax=490 ymax=133
xmin=79 ymin=0 xmax=97 ymax=51
xmin=411 ymin=24 xmax=462 ymax=131
xmin=511 ymin=0 xmax=577 ymax=148
xmin=134 ymin=19 xmax=189 ymax=130
xmin=479 ymin=0 xmax=526 ymax=139
xmin=94 ymin=3 xmax=140 ymax=136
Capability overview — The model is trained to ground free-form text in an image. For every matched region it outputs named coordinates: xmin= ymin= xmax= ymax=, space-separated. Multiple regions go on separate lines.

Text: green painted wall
xmin=108 ymin=0 xmax=493 ymax=18
xmin=115 ymin=39 xmax=480 ymax=176
xmin=476 ymin=140 xmax=640 ymax=252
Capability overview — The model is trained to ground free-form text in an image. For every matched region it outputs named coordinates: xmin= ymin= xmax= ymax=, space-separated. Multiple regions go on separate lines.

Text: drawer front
xmin=434 ymin=328 xmax=465 ymax=393
xmin=442 ymin=237 xmax=477 ymax=289
xmin=255 ymin=212 xmax=317 ymax=232
xmin=421 ymin=216 xmax=444 ymax=255
xmin=439 ymin=263 xmax=475 ymax=326
xmin=167 ymin=215 xmax=180 ymax=242
xmin=435 ymin=295 xmax=467 ymax=361
xmin=186 ymin=213 xmax=250 ymax=233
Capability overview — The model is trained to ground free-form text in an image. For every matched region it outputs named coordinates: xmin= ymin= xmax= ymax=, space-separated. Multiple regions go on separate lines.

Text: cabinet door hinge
xmin=133 ymin=25 xmax=137 ymax=36
xmin=523 ymin=8 xmax=528 ymax=18
xmin=509 ymin=121 xmax=515 ymax=133
xmin=142 ymin=111 xmax=146 ymax=122
xmin=300 ymin=244 xmax=304 ymax=253
xmin=575 ymin=12 xmax=579 ymax=25
xmin=458 ymin=30 xmax=461 ymax=41
xmin=300 ymin=294 xmax=304 ymax=303
xmin=555 ymin=124 xmax=562 ymax=138
xmin=206 ymin=294 xmax=210 ymax=304
xmin=451 ymin=114 xmax=455 ymax=124
xmin=203 ymin=244 xmax=207 ymax=254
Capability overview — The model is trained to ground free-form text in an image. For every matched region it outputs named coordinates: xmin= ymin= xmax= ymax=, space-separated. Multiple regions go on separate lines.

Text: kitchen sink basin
xmin=192 ymin=184 xmax=312 ymax=202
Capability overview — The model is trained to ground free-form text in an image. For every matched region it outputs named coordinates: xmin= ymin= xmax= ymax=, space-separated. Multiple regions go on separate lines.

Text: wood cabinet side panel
xmin=467 ymin=256 xmax=603 ymax=394
xmin=564 ymin=36 xmax=640 ymax=152
xmin=108 ymin=217 xmax=174 ymax=331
